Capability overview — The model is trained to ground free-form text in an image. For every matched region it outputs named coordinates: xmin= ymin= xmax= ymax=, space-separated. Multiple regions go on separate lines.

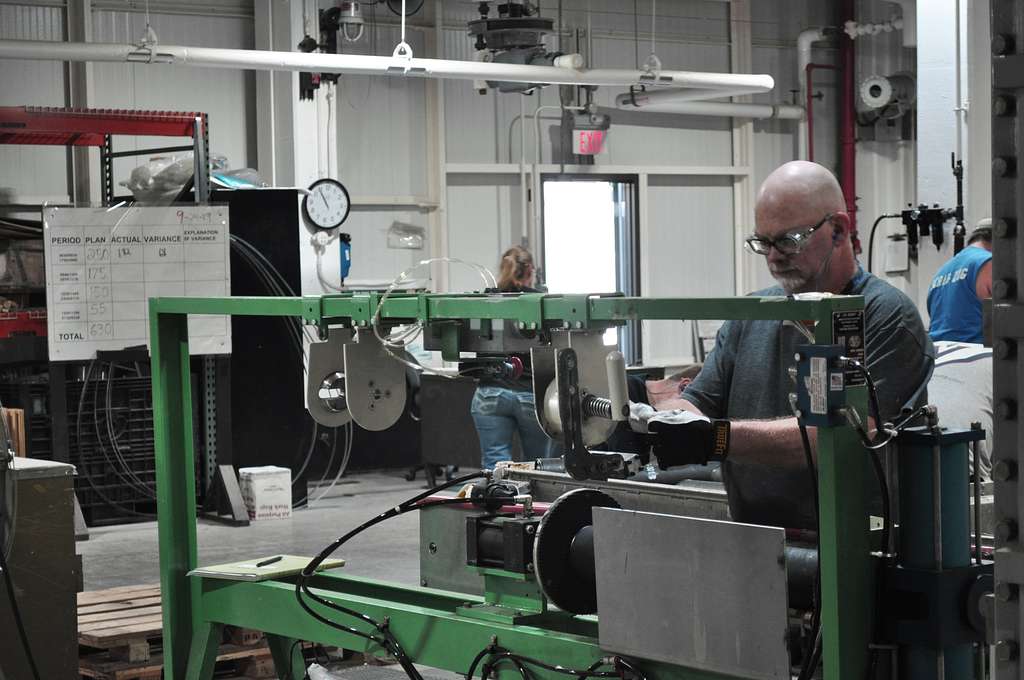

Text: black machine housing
xmin=468 ymin=1 xmax=570 ymax=93
xmin=466 ymin=514 xmax=540 ymax=574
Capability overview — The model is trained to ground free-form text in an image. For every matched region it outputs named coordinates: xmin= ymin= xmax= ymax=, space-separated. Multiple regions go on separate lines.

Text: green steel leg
xmin=815 ymin=310 xmax=872 ymax=680
xmin=151 ymin=306 xmax=200 ymax=680
xmin=196 ymin=576 xmax=729 ymax=680
xmin=147 ymin=294 xmax=873 ymax=680
xmin=184 ymin=621 xmax=222 ymax=680
xmin=268 ymin=633 xmax=308 ymax=680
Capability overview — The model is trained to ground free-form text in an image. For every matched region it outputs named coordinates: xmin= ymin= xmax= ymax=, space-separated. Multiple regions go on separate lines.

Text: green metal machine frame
xmin=150 ymin=292 xmax=870 ymax=680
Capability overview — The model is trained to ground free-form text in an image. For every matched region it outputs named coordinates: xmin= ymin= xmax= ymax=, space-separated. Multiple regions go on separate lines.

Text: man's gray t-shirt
xmin=682 ymin=266 xmax=935 ymax=527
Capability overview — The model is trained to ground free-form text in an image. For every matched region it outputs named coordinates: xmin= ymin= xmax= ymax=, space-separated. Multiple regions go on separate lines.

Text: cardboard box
xmin=238 ymin=466 xmax=292 ymax=520
xmin=0 ymin=240 xmax=44 ymax=289
xmin=2 ymin=407 xmax=25 ymax=456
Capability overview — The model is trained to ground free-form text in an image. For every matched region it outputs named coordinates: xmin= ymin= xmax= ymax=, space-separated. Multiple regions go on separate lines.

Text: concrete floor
xmin=79 ymin=471 xmax=436 ymax=591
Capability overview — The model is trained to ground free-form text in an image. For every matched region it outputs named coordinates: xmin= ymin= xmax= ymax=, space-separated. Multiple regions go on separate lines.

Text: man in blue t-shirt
xmin=632 ymin=161 xmax=934 ymax=527
xmin=927 ymin=222 xmax=993 ymax=343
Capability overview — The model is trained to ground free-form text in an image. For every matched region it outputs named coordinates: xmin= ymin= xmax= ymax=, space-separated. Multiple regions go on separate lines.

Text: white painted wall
xmin=433 ymin=0 xmax=835 ymax=366
xmin=332 ymin=21 xmax=433 ymax=287
xmin=966 ymin=0 xmax=992 ymax=237
xmin=853 ymin=0 xmax=918 ymax=297
xmin=0 ymin=3 xmax=69 ymax=203
xmin=884 ymin=0 xmax=989 ymax=324
xmin=644 ymin=175 xmax=735 ymax=363
xmin=4 ymin=0 xmax=967 ymax=365
xmin=0 ymin=1 xmax=255 ymax=207
xmin=89 ymin=8 xmax=256 ymax=205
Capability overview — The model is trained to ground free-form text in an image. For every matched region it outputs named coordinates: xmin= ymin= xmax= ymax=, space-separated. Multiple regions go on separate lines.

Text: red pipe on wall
xmin=839 ymin=0 xmax=859 ymax=253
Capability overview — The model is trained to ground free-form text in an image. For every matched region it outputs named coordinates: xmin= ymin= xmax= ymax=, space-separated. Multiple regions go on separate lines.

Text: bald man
xmin=653 ymin=161 xmax=934 ymax=526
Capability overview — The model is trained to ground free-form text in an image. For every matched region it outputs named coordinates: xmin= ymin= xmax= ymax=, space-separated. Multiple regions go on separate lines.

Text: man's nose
xmin=766 ymin=245 xmax=787 ymax=265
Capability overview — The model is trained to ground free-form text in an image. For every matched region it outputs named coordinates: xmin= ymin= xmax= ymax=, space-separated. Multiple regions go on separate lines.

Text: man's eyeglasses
xmin=744 ymin=213 xmax=833 ymax=256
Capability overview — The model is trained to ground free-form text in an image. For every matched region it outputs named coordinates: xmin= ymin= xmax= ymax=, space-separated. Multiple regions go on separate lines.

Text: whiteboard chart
xmin=44 ymin=205 xmax=231 ymax=360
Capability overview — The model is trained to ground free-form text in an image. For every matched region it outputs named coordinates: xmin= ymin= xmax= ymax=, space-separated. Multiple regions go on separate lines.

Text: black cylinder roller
xmin=533 ymin=489 xmax=620 ymax=614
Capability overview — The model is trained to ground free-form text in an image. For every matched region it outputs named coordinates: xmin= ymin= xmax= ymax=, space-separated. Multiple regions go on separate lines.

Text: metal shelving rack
xmin=0 ymin=106 xmax=238 ymax=529
xmin=0 ymin=106 xmax=211 ymax=205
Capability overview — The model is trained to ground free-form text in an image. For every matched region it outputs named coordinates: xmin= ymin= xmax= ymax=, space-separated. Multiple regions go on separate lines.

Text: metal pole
xmin=150 ymin=302 xmax=200 ymax=680
xmin=933 ymin=442 xmax=944 ymax=569
xmin=814 ymin=300 xmax=873 ymax=680
xmin=972 ymin=422 xmax=983 ymax=566
xmin=192 ymin=115 xmax=210 ymax=204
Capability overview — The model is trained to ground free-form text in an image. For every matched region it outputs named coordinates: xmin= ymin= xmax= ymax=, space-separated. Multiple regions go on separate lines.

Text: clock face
xmin=303 ymin=179 xmax=351 ymax=230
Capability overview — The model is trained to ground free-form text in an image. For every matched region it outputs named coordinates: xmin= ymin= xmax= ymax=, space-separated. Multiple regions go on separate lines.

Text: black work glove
xmin=628 ymin=402 xmax=730 ymax=468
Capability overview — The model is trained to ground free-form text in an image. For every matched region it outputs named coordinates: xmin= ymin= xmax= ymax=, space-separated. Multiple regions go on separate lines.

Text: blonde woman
xmin=471 ymin=247 xmax=556 ymax=468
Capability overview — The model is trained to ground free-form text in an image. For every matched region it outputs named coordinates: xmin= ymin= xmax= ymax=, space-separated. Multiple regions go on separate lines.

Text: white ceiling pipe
xmin=614 ymin=84 xmax=774 ymax=107
xmin=0 ymin=39 xmax=776 ymax=91
xmin=796 ymin=28 xmax=829 ymax=160
xmin=616 ymin=100 xmax=804 ymax=120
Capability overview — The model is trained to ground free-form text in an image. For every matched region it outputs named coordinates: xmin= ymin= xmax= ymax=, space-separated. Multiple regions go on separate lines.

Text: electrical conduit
xmin=614 ymin=92 xmax=803 ymax=120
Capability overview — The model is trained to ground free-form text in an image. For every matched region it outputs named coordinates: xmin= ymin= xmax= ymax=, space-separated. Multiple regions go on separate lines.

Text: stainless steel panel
xmin=419 ymin=504 xmax=482 ymax=594
xmin=531 ymin=331 xmax=618 ymax=445
xmin=307 ymin=328 xmax=355 ymax=428
xmin=344 ymin=331 xmax=406 ymax=431
xmin=593 ymin=508 xmax=790 ymax=679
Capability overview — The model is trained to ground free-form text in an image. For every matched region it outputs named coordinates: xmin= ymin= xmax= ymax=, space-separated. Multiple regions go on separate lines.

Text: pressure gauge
xmin=303 ymin=178 xmax=351 ymax=230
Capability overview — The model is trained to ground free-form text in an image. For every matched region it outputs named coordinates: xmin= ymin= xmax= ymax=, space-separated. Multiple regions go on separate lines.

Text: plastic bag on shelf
xmin=120 ymin=152 xmax=229 ymax=204
xmin=387 ymin=221 xmax=425 ymax=250
xmin=211 ymin=167 xmax=269 ymax=189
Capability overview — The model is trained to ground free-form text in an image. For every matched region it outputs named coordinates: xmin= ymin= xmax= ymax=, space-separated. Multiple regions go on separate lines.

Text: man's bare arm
xmin=649 ymin=399 xmax=815 ymax=466
xmin=654 ymin=396 xmax=704 ymax=413
xmin=976 ymin=259 xmax=993 ymax=300
xmin=727 ymin=417 xmax=818 ymax=467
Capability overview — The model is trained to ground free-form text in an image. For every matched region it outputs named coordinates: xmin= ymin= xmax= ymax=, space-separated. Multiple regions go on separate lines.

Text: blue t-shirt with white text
xmin=927 ymin=246 xmax=992 ymax=343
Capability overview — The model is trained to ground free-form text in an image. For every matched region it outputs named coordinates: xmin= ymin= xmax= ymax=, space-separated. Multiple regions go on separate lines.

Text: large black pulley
xmin=533 ymin=488 xmax=620 ymax=615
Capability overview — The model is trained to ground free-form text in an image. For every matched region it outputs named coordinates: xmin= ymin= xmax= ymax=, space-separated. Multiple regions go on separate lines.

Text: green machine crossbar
xmin=149 ymin=293 xmax=870 ymax=680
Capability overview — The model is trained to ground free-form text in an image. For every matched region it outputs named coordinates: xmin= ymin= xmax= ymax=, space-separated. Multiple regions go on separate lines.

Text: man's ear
xmin=831 ymin=212 xmax=851 ymax=245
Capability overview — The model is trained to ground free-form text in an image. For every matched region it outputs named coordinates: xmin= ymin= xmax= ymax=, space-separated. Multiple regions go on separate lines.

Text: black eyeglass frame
xmin=744 ymin=213 xmax=834 ymax=256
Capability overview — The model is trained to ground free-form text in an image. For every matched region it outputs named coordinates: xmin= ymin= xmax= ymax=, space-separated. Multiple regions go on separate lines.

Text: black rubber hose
xmin=867 ymin=214 xmax=900 ymax=274
xmin=296 ymin=472 xmax=490 ymax=680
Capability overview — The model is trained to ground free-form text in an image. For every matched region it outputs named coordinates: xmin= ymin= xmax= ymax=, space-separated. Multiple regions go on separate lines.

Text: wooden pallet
xmin=79 ymin=584 xmax=165 ymax=662
xmin=77 ymin=584 xmax=273 ymax=679
xmin=79 ymin=643 xmax=275 ymax=680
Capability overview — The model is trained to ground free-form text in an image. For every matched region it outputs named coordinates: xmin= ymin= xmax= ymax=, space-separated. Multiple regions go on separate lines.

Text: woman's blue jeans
xmin=471 ymin=386 xmax=557 ymax=469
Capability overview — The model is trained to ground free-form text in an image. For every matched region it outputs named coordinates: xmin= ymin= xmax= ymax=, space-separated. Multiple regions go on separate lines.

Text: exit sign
xmin=573 ymin=129 xmax=607 ymax=155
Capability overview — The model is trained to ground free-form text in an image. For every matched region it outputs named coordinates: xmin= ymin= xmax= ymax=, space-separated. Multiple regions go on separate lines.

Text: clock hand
xmin=321 ymin=191 xmax=330 ymax=210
